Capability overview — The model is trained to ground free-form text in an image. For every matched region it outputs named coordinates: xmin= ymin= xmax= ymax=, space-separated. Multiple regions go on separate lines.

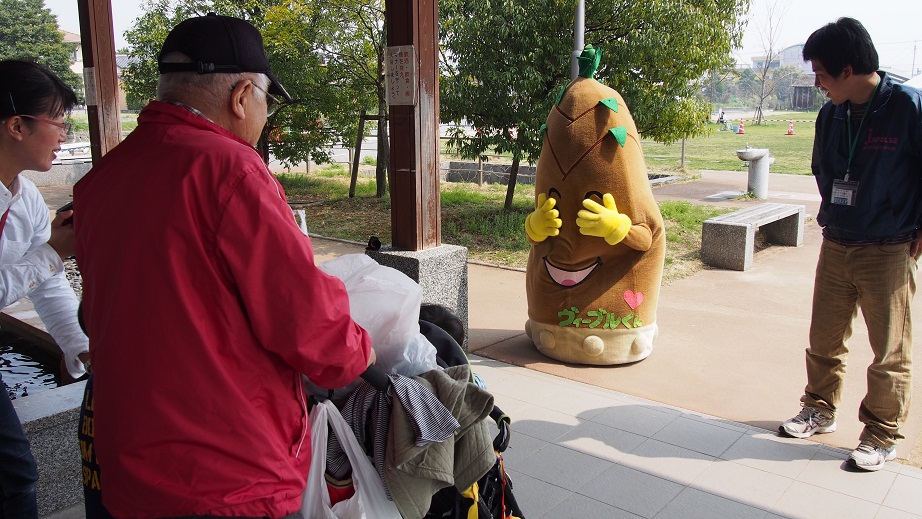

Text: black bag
xmin=423 ymin=453 xmax=523 ymax=518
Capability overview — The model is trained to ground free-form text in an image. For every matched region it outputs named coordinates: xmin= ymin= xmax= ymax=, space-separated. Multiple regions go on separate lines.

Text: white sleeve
xmin=0 ymin=243 xmax=64 ymax=308
xmin=29 ymin=263 xmax=89 ymax=379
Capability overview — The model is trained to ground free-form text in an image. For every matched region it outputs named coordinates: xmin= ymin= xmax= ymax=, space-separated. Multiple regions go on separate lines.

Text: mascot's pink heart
xmin=623 ymin=290 xmax=644 ymax=310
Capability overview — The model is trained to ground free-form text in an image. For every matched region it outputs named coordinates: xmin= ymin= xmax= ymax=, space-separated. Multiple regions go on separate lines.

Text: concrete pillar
xmin=366 ymin=244 xmax=469 ymax=349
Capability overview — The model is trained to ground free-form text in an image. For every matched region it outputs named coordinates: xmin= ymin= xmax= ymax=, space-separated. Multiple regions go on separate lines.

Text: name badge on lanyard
xmin=832 ymin=178 xmax=859 ymax=206
xmin=834 ymin=77 xmax=881 ymax=208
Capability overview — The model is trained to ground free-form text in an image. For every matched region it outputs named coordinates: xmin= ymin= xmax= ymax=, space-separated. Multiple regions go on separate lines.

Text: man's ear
xmin=229 ymin=80 xmax=251 ymax=121
xmin=840 ymin=65 xmax=853 ymax=80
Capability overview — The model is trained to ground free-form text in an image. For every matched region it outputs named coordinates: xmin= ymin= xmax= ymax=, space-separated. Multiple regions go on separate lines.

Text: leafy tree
xmin=0 ymin=0 xmax=83 ymax=102
xmin=700 ymin=64 xmax=740 ymax=107
xmin=440 ymin=0 xmax=575 ymax=210
xmin=440 ymin=0 xmax=750 ymax=209
xmin=747 ymin=0 xmax=796 ymax=124
xmin=121 ymin=0 xmax=377 ymax=173
xmin=767 ymin=65 xmax=804 ymax=110
xmin=120 ymin=0 xmax=194 ymax=110
xmin=293 ymin=0 xmax=385 ymax=194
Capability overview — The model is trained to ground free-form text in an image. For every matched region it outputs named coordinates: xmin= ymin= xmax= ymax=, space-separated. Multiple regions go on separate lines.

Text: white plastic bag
xmin=318 ymin=254 xmax=438 ymax=377
xmin=302 ymin=400 xmax=402 ymax=519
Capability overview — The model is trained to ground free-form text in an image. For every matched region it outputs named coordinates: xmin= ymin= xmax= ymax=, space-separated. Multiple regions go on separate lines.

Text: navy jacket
xmin=813 ymin=73 xmax=922 ymax=242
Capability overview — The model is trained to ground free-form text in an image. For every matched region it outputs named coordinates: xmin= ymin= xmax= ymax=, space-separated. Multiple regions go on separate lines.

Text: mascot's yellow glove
xmin=525 ymin=193 xmax=562 ymax=242
xmin=576 ymin=193 xmax=631 ymax=245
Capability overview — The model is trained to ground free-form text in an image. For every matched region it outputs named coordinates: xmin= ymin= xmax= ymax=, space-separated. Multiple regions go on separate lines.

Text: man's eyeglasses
xmin=19 ymin=114 xmax=73 ymax=136
xmin=251 ymin=82 xmax=283 ymax=117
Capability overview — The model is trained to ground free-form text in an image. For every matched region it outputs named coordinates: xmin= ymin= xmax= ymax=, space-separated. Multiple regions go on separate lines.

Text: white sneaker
xmin=848 ymin=442 xmax=896 ymax=471
xmin=779 ymin=406 xmax=837 ymax=438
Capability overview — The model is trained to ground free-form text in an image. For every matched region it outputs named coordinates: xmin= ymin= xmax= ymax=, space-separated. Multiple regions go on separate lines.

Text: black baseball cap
xmin=158 ymin=13 xmax=291 ymax=102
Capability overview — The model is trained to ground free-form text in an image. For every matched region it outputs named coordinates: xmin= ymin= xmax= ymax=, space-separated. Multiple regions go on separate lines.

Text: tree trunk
xmin=373 ymin=44 xmax=389 ymax=198
xmin=503 ymin=154 xmax=520 ymax=211
xmin=376 ymin=108 xmax=389 ymax=198
xmin=350 ymin=110 xmax=367 ymax=198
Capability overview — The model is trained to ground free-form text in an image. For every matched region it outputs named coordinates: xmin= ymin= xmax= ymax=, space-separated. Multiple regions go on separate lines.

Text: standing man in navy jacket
xmin=779 ymin=17 xmax=922 ymax=471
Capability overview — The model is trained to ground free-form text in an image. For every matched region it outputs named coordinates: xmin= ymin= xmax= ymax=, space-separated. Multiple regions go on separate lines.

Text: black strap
xmin=158 ymin=62 xmax=242 ymax=74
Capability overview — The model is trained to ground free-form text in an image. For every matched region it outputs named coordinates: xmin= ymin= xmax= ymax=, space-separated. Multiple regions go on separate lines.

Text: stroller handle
xmin=360 ymin=365 xmax=512 ymax=453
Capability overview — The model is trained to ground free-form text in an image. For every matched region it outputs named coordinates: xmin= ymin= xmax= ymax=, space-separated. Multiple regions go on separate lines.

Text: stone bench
xmin=701 ymin=202 xmax=805 ymax=271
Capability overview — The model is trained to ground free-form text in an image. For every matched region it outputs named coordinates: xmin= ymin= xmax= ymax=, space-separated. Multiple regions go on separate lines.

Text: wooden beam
xmin=384 ymin=0 xmax=440 ymax=251
xmin=76 ymin=0 xmax=121 ymax=160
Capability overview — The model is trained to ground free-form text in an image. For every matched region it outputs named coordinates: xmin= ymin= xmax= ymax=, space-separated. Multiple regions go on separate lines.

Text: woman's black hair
xmin=0 ymin=59 xmax=78 ymax=119
xmin=419 ymin=303 xmax=465 ymax=347
xmin=802 ymin=17 xmax=879 ymax=77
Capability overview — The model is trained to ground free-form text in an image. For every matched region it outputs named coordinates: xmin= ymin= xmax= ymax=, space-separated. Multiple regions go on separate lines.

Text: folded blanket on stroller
xmin=386 ymin=365 xmax=496 ymax=519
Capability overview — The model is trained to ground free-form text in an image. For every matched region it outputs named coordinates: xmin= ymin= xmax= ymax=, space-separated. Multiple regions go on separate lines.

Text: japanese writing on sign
xmin=386 ymin=45 xmax=416 ymax=106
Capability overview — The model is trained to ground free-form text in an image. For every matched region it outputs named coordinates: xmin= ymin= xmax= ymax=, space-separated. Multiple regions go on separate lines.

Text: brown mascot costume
xmin=525 ymin=45 xmax=665 ymax=365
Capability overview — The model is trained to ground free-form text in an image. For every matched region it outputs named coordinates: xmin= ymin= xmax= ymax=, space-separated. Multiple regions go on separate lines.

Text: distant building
xmin=751 ymin=44 xmax=812 ymax=73
xmin=59 ymin=29 xmax=130 ymax=112
xmin=791 ymin=75 xmax=818 ymax=110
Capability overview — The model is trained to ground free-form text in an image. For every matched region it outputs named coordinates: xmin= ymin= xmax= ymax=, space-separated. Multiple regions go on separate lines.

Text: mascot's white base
xmin=525 ymin=319 xmax=656 ymax=365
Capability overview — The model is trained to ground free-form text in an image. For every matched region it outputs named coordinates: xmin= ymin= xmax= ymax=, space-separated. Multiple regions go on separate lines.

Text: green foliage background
xmin=439 ymin=0 xmax=752 ymax=170
xmin=0 ymin=0 xmax=84 ymax=103
xmin=121 ymin=0 xmax=382 ymax=169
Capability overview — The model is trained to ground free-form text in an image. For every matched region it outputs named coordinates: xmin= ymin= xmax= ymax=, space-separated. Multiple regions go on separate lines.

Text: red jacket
xmin=74 ymin=102 xmax=371 ymax=518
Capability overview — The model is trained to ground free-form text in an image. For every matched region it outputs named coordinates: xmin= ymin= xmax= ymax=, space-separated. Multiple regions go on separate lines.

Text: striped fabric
xmin=389 ymin=374 xmax=460 ymax=447
xmin=323 ymin=372 xmax=462 ymax=501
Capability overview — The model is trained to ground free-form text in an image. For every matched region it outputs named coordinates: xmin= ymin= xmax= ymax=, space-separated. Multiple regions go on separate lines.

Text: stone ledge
xmin=14 ymin=380 xmax=85 ymax=516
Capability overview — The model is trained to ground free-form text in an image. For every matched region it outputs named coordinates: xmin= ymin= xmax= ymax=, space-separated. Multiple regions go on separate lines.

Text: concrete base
xmin=366 ymin=244 xmax=469 ymax=349
xmin=13 ymin=380 xmax=85 ymax=516
xmin=22 ymin=163 xmax=91 ymax=186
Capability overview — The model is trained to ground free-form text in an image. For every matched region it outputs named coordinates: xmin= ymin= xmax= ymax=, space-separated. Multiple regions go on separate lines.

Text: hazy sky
xmin=737 ymin=0 xmax=920 ymax=76
xmin=44 ymin=0 xmax=921 ymax=77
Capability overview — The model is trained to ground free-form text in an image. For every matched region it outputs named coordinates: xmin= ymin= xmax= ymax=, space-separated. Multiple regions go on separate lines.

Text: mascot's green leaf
xmin=599 ymin=97 xmax=620 ymax=113
xmin=540 ymin=123 xmax=547 ymax=135
xmin=578 ymin=44 xmax=601 ymax=78
xmin=555 ymin=83 xmax=568 ymax=105
xmin=608 ymin=125 xmax=627 ymax=147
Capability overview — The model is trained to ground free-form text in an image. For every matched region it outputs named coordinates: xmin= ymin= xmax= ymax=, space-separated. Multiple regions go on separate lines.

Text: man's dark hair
xmin=0 ymin=60 xmax=78 ymax=119
xmin=802 ymin=17 xmax=879 ymax=77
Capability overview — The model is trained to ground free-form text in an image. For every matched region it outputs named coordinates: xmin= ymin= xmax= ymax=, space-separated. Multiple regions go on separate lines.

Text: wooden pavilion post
xmin=384 ymin=0 xmax=440 ymax=251
xmin=76 ymin=0 xmax=121 ymax=160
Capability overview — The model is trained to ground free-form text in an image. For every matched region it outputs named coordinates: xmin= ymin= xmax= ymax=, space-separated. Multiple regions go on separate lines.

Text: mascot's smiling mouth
xmin=543 ymin=256 xmax=601 ymax=287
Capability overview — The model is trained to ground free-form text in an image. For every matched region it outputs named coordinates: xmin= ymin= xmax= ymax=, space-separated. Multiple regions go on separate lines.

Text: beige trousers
xmin=802 ymin=239 xmax=916 ymax=448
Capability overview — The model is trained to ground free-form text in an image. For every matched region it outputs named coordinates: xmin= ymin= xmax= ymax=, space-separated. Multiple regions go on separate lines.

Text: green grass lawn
xmin=642 ymin=111 xmax=817 ymax=175
xmin=278 ymin=165 xmax=730 ymax=282
xmin=99 ymin=109 xmax=819 ymax=175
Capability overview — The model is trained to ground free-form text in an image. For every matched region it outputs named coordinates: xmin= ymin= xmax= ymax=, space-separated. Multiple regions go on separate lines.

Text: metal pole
xmin=570 ymin=0 xmax=585 ymax=80
xmin=912 ymin=42 xmax=917 ymax=78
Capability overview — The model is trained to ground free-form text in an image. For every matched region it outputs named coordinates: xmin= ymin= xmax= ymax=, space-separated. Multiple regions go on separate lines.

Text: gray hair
xmin=156 ymin=52 xmax=270 ymax=112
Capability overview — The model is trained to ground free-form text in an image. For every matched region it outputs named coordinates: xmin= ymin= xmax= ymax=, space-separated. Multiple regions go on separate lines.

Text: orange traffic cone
xmin=786 ymin=119 xmax=795 ymax=135
xmin=737 ymin=119 xmax=745 ymax=134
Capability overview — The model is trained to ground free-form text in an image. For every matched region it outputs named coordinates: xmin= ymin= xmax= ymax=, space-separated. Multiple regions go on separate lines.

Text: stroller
xmin=315 ymin=318 xmax=524 ymax=519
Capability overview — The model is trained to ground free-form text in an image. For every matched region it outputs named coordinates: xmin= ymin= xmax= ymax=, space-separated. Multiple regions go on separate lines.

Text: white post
xmin=570 ymin=0 xmax=585 ymax=80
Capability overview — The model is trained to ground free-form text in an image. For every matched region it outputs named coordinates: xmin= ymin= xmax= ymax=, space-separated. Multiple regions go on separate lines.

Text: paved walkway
xmin=33 ymin=171 xmax=922 ymax=518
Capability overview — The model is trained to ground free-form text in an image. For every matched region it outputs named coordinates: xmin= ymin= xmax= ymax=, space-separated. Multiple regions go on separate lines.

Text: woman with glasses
xmin=0 ymin=59 xmax=90 ymax=519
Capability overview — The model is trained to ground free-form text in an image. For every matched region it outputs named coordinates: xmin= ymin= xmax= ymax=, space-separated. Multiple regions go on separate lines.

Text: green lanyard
xmin=845 ymin=76 xmax=881 ymax=180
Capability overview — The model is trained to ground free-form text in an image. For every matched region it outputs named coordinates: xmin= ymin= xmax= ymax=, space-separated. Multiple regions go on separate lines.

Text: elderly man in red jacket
xmin=74 ymin=14 xmax=374 ymax=518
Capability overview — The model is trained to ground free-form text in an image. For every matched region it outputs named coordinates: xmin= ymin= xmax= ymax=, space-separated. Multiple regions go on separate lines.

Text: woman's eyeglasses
xmin=19 ymin=114 xmax=73 ymax=135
